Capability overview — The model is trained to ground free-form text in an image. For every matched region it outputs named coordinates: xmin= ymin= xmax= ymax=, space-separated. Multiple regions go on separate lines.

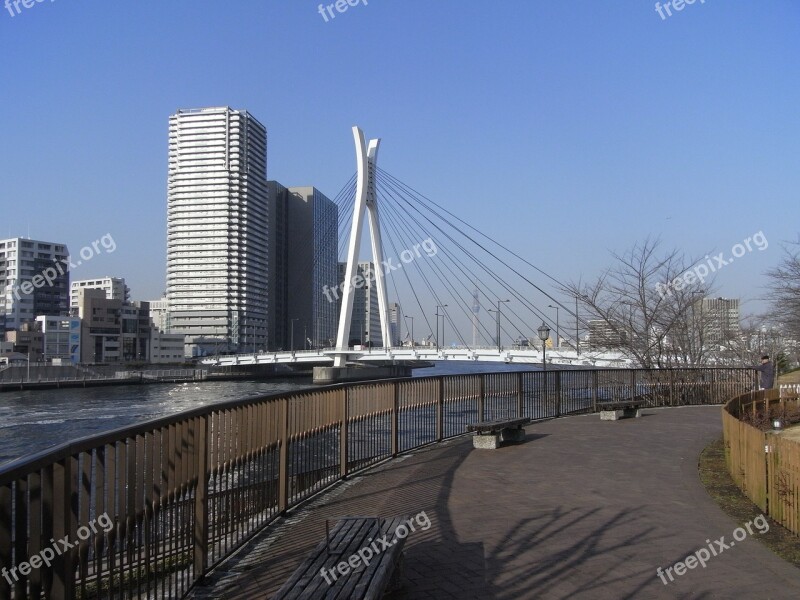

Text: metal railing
xmin=0 ymin=367 xmax=754 ymax=599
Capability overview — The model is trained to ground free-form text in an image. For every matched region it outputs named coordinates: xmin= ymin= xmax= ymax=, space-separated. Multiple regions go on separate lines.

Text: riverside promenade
xmin=190 ymin=406 xmax=800 ymax=599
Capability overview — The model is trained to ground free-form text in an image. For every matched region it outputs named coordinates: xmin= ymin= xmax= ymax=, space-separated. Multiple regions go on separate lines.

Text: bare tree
xmin=563 ymin=237 xmax=715 ymax=368
xmin=765 ymin=238 xmax=800 ymax=341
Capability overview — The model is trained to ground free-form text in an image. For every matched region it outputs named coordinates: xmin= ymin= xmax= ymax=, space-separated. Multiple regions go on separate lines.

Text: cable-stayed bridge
xmin=202 ymin=126 xmax=633 ymax=379
xmin=204 ymin=346 xmax=629 ymax=368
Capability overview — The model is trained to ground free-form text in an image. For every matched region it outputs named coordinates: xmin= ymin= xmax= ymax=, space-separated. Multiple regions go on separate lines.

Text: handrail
xmin=0 ymin=367 xmax=754 ymax=600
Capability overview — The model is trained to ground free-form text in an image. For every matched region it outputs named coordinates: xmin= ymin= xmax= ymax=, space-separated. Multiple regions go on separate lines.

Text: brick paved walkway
xmin=190 ymin=406 xmax=800 ymax=599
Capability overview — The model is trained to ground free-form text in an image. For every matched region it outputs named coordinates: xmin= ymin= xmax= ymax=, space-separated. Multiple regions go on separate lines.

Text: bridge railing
xmin=0 ymin=367 xmax=754 ymax=599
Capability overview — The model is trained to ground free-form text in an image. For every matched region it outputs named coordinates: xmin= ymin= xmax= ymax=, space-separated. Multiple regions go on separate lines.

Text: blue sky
xmin=1 ymin=0 xmax=798 ymax=327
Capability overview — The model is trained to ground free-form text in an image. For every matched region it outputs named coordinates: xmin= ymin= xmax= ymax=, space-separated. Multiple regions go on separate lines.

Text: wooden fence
xmin=722 ymin=388 xmax=800 ymax=535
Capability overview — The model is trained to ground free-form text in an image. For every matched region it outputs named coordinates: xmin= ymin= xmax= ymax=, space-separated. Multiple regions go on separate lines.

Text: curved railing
xmin=0 ymin=367 xmax=753 ymax=599
xmin=722 ymin=386 xmax=800 ymax=535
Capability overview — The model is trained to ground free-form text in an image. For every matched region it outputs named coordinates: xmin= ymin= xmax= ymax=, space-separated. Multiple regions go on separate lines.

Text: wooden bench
xmin=467 ymin=417 xmax=531 ymax=449
xmin=597 ymin=400 xmax=644 ymax=420
xmin=273 ymin=515 xmax=408 ymax=599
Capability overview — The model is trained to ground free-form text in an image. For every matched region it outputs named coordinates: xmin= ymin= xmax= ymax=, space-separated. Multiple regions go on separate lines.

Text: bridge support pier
xmin=313 ymin=365 xmax=413 ymax=385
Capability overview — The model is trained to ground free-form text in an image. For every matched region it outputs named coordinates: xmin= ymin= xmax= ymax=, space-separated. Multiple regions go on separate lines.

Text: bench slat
xmin=467 ymin=417 xmax=531 ymax=433
xmin=597 ymin=401 xmax=644 ymax=410
xmin=273 ymin=516 xmax=408 ymax=600
xmin=357 ymin=517 xmax=407 ymax=600
xmin=273 ymin=518 xmax=357 ymax=598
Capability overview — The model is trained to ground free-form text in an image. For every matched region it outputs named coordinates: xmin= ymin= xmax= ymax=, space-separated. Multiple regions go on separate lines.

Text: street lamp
xmin=407 ymin=316 xmax=414 ymax=348
xmin=436 ymin=304 xmax=448 ymax=349
xmin=575 ymin=295 xmax=580 ymax=356
xmin=548 ymin=305 xmax=560 ymax=349
xmin=488 ymin=299 xmax=510 ymax=352
xmin=290 ymin=318 xmax=299 ymax=351
xmin=538 ymin=322 xmax=551 ymax=371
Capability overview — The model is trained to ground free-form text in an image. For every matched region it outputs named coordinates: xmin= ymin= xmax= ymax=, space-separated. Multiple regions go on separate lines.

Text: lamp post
xmin=407 ymin=316 xmax=414 ymax=348
xmin=434 ymin=305 xmax=447 ymax=350
xmin=437 ymin=304 xmax=448 ymax=349
xmin=538 ymin=322 xmax=551 ymax=372
xmin=548 ymin=305 xmax=560 ymax=349
xmin=575 ymin=295 xmax=580 ymax=356
xmin=290 ymin=318 xmax=299 ymax=351
xmin=488 ymin=299 xmax=510 ymax=352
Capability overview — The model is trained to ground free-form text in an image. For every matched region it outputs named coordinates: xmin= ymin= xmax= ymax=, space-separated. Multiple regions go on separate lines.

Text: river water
xmin=0 ymin=362 xmax=541 ymax=466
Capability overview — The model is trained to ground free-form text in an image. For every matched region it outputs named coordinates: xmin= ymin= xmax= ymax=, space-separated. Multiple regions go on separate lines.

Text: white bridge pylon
xmin=334 ymin=127 xmax=392 ymax=367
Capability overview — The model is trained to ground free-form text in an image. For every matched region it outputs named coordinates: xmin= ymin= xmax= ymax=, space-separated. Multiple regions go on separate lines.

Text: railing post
xmin=555 ymin=371 xmax=562 ymax=417
xmin=0 ymin=485 xmax=10 ymax=600
xmin=517 ymin=371 xmax=524 ymax=418
xmin=710 ymin=369 xmax=717 ymax=404
xmin=591 ymin=370 xmax=598 ymax=413
xmin=478 ymin=374 xmax=485 ymax=422
xmin=391 ymin=382 xmax=399 ymax=457
xmin=629 ymin=369 xmax=636 ymax=401
xmin=437 ymin=378 xmax=444 ymax=442
xmin=669 ymin=369 xmax=676 ymax=406
xmin=340 ymin=387 xmax=349 ymax=478
xmin=52 ymin=455 xmax=76 ymax=599
xmin=278 ymin=397 xmax=289 ymax=513
xmin=193 ymin=414 xmax=209 ymax=579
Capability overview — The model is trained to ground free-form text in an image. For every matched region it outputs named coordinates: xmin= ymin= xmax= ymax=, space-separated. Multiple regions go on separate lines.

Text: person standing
xmin=754 ymin=355 xmax=775 ymax=390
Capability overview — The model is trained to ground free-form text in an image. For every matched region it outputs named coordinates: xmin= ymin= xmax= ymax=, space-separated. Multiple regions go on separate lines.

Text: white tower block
xmin=334 ymin=127 xmax=393 ymax=367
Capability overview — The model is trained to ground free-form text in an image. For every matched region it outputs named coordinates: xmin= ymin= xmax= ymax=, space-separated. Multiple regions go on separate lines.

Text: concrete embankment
xmin=0 ymin=363 xmax=290 ymax=392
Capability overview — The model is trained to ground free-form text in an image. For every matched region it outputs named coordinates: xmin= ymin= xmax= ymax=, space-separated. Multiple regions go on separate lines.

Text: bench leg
xmin=388 ymin=552 xmax=404 ymax=593
xmin=601 ymin=409 xmax=640 ymax=420
xmin=600 ymin=409 xmax=622 ymax=420
xmin=500 ymin=426 xmax=526 ymax=443
xmin=473 ymin=433 xmax=501 ymax=449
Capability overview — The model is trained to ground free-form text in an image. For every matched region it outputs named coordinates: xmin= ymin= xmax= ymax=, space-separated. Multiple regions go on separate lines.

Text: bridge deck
xmin=190 ymin=406 xmax=800 ymax=599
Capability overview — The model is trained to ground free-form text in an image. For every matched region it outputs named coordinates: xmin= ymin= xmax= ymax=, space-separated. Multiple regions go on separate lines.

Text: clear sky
xmin=1 ymin=0 xmax=798 ymax=326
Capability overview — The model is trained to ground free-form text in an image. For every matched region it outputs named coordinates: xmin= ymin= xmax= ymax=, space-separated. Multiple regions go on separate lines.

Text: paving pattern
xmin=189 ymin=406 xmax=800 ymax=599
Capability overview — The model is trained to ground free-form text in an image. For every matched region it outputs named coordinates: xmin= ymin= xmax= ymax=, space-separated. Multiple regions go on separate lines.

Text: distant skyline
xmin=1 ymin=0 xmax=798 ymax=321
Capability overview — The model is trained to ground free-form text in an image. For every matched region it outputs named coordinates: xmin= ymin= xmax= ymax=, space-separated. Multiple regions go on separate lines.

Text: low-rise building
xmin=4 ymin=325 xmax=44 ymax=362
xmin=70 ymin=277 xmax=129 ymax=310
xmin=150 ymin=331 xmax=187 ymax=363
xmin=77 ymin=289 xmax=122 ymax=363
xmin=588 ymin=320 xmax=627 ymax=350
xmin=35 ymin=315 xmax=81 ymax=364
xmin=149 ymin=296 xmax=169 ymax=332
